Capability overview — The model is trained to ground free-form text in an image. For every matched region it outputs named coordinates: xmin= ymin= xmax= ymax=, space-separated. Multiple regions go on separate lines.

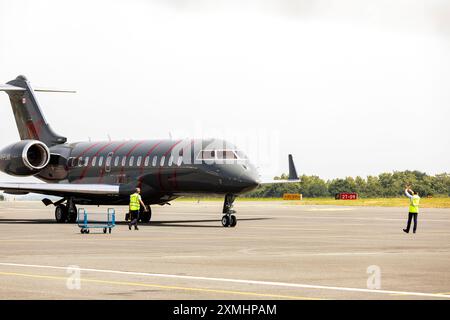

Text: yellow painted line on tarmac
xmin=1 ymin=262 xmax=450 ymax=299
xmin=0 ymin=271 xmax=320 ymax=300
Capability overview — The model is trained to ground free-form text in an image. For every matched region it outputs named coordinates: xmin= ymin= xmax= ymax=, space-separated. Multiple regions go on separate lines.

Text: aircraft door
xmin=105 ymin=152 xmax=113 ymax=173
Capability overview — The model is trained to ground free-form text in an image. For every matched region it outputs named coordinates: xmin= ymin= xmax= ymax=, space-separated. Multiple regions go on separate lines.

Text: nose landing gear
xmin=221 ymin=194 xmax=237 ymax=228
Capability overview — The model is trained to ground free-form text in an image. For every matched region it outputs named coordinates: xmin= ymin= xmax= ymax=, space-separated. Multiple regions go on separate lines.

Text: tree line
xmin=244 ymin=171 xmax=450 ymax=198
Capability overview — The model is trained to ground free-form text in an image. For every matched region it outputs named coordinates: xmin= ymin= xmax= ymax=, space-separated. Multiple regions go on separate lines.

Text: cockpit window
xmin=198 ymin=150 xmax=215 ymax=160
xmin=197 ymin=149 xmax=247 ymax=161
xmin=235 ymin=151 xmax=248 ymax=159
xmin=216 ymin=150 xmax=238 ymax=160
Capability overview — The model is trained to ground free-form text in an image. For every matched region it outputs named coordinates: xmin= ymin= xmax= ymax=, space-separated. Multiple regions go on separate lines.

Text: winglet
xmin=288 ymin=154 xmax=298 ymax=180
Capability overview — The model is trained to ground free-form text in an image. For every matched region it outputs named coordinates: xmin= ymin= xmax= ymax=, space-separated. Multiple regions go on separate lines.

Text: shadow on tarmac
xmin=0 ymin=217 xmax=271 ymax=228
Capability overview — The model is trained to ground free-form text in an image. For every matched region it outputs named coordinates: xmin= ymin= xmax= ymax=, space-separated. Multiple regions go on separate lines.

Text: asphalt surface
xmin=0 ymin=200 xmax=449 ymax=300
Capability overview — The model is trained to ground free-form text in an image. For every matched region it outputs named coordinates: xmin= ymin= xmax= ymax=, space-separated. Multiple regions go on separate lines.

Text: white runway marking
xmin=0 ymin=262 xmax=449 ymax=299
xmin=306 ymin=208 xmax=355 ymax=212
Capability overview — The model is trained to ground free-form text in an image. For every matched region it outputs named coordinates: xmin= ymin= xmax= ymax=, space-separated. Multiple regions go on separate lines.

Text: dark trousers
xmin=405 ymin=212 xmax=418 ymax=233
xmin=129 ymin=210 xmax=139 ymax=228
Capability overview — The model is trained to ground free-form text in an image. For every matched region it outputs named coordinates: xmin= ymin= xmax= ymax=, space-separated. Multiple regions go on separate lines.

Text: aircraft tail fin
xmin=1 ymin=75 xmax=70 ymax=146
xmin=288 ymin=154 xmax=299 ymax=180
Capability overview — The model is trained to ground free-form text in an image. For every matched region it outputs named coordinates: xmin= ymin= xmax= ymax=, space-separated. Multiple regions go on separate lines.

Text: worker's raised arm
xmin=404 ymin=188 xmax=413 ymax=198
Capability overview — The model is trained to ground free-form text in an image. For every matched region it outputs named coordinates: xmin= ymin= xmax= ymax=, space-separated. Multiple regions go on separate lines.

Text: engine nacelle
xmin=0 ymin=140 xmax=50 ymax=176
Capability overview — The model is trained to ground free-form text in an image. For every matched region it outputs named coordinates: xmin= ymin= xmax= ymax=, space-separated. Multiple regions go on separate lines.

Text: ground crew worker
xmin=403 ymin=186 xmax=420 ymax=234
xmin=129 ymin=188 xmax=147 ymax=231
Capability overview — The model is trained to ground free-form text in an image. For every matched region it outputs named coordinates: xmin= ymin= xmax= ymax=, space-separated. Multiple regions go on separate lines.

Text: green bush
xmin=244 ymin=171 xmax=450 ymax=198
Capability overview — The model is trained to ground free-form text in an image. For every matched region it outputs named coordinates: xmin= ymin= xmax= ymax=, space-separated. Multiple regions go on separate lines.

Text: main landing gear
xmin=221 ymin=194 xmax=237 ymax=228
xmin=55 ymin=198 xmax=77 ymax=223
xmin=139 ymin=205 xmax=152 ymax=223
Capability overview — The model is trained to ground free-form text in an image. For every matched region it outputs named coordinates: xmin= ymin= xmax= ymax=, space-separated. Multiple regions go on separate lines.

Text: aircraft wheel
xmin=221 ymin=215 xmax=230 ymax=227
xmin=67 ymin=204 xmax=78 ymax=223
xmin=229 ymin=215 xmax=237 ymax=227
xmin=140 ymin=207 xmax=152 ymax=223
xmin=55 ymin=204 xmax=68 ymax=223
xmin=103 ymin=228 xmax=107 ymax=234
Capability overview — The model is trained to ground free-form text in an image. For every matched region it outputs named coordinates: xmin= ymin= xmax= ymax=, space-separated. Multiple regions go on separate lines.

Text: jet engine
xmin=0 ymin=140 xmax=50 ymax=176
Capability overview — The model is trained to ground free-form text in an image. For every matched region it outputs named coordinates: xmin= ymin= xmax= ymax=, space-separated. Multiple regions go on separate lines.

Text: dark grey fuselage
xmin=38 ymin=138 xmax=260 ymax=205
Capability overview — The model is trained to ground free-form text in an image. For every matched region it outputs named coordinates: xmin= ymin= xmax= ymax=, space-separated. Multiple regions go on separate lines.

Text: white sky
xmin=0 ymin=0 xmax=449 ymax=181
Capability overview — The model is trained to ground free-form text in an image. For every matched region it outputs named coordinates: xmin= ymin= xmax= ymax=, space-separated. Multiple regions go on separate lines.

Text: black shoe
xmin=413 ymin=231 xmax=416 ymax=234
xmin=128 ymin=224 xmax=131 ymax=230
xmin=403 ymin=229 xmax=409 ymax=233
xmin=135 ymin=227 xmax=139 ymax=231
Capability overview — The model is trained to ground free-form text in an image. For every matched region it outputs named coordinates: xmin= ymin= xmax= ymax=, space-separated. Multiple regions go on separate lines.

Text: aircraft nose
xmin=238 ymin=171 xmax=260 ymax=190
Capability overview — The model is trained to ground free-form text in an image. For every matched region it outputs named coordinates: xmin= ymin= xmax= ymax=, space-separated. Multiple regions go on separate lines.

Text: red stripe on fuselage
xmin=170 ymin=139 xmax=194 ymax=191
xmin=137 ymin=140 xmax=164 ymax=189
xmin=118 ymin=140 xmax=146 ymax=178
xmin=77 ymin=142 xmax=115 ymax=182
xmin=97 ymin=140 xmax=129 ymax=184
xmin=25 ymin=121 xmax=39 ymax=140
xmin=75 ymin=142 xmax=102 ymax=158
xmin=158 ymin=140 xmax=183 ymax=191
xmin=139 ymin=141 xmax=163 ymax=175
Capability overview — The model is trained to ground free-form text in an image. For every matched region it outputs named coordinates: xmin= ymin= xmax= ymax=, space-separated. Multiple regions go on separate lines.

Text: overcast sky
xmin=0 ymin=0 xmax=449 ymax=182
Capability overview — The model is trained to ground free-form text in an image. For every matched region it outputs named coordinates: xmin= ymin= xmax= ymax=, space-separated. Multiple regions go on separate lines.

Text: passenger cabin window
xmin=121 ymin=156 xmax=127 ymax=166
xmin=92 ymin=157 xmax=97 ymax=167
xmin=160 ymin=156 xmax=165 ymax=166
xmin=144 ymin=156 xmax=149 ymax=167
xmin=177 ymin=157 xmax=183 ymax=166
xmin=152 ymin=156 xmax=157 ymax=167
xmin=129 ymin=156 xmax=134 ymax=167
xmin=114 ymin=156 xmax=120 ymax=167
xmin=84 ymin=157 xmax=90 ymax=167
xmin=78 ymin=157 xmax=84 ymax=167
xmin=137 ymin=156 xmax=142 ymax=167
xmin=168 ymin=156 xmax=173 ymax=166
xmin=105 ymin=156 xmax=112 ymax=167
xmin=98 ymin=157 xmax=104 ymax=166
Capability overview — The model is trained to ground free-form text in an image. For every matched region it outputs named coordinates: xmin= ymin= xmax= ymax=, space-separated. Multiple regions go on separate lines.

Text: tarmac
xmin=0 ymin=200 xmax=449 ymax=300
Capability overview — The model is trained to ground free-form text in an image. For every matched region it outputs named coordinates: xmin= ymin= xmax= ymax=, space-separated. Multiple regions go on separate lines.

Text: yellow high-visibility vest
xmin=409 ymin=195 xmax=420 ymax=213
xmin=129 ymin=193 xmax=140 ymax=211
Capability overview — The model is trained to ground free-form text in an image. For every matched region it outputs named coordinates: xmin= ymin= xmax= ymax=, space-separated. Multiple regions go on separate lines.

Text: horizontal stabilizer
xmin=0 ymin=84 xmax=26 ymax=92
xmin=0 ymin=84 xmax=75 ymax=93
xmin=33 ymin=87 xmax=76 ymax=93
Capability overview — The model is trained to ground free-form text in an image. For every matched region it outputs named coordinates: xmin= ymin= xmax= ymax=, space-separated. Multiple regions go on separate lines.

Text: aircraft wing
xmin=258 ymin=179 xmax=300 ymax=185
xmin=258 ymin=154 xmax=300 ymax=185
xmin=0 ymin=183 xmax=120 ymax=197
